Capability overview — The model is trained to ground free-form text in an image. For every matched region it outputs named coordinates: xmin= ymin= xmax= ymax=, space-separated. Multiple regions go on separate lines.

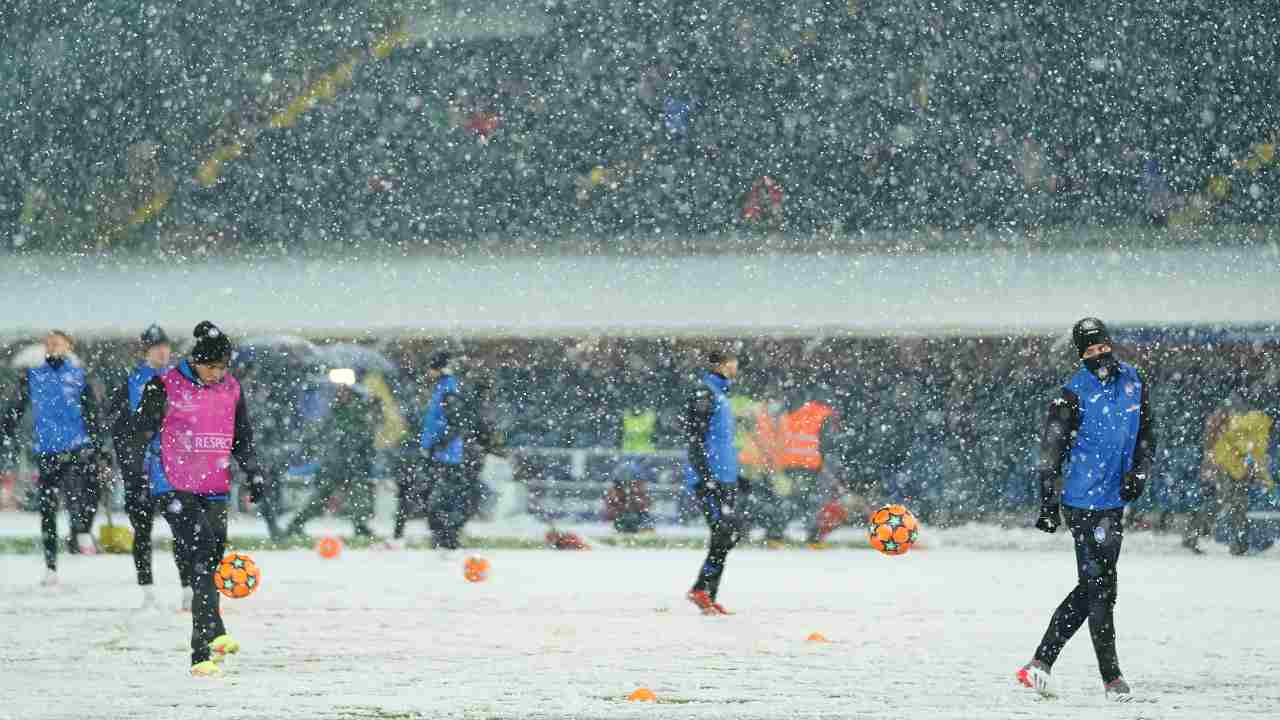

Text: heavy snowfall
xmin=2 ymin=513 xmax=1278 ymax=720
xmin=4 ymin=1 xmax=1280 ymax=718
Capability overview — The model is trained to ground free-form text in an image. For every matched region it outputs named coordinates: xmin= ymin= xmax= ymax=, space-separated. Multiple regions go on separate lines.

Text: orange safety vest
xmin=739 ymin=410 xmax=782 ymax=469
xmin=779 ymin=401 xmax=834 ymax=471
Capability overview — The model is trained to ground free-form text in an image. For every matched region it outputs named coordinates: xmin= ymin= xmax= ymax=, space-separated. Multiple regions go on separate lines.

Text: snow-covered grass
xmin=1 ymin=514 xmax=1276 ymax=720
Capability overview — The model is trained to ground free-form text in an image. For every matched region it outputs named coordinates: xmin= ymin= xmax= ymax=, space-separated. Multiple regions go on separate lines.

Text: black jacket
xmin=106 ymin=377 xmax=149 ymax=456
xmin=681 ymin=374 xmax=721 ymax=486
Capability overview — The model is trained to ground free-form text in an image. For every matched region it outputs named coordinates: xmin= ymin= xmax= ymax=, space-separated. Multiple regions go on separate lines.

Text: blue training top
xmin=1061 ymin=362 xmax=1144 ymax=510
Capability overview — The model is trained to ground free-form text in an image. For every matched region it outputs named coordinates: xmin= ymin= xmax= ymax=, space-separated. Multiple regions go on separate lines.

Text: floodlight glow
xmin=328 ymin=368 xmax=357 ymax=386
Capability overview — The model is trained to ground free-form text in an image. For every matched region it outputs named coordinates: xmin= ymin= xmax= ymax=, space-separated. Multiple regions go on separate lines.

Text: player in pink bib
xmin=132 ymin=321 xmax=268 ymax=677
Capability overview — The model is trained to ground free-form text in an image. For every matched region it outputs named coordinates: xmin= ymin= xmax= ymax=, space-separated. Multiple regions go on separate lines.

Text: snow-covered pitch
xmin=1 ymin=526 xmax=1276 ymax=720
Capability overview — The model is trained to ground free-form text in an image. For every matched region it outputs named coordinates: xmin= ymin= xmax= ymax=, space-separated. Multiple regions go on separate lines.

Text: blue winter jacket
xmin=420 ymin=374 xmax=464 ymax=465
xmin=1061 ymin=363 xmax=1144 ymax=510
xmin=684 ymin=372 xmax=738 ymax=490
xmin=27 ymin=364 xmax=92 ymax=455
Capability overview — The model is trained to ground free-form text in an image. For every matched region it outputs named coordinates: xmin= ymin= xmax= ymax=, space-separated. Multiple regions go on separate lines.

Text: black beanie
xmin=1071 ymin=317 xmax=1112 ymax=357
xmin=428 ymin=351 xmax=452 ymax=371
xmin=706 ymin=346 xmax=743 ymax=369
xmin=140 ymin=324 xmax=170 ymax=349
xmin=190 ymin=321 xmax=232 ymax=364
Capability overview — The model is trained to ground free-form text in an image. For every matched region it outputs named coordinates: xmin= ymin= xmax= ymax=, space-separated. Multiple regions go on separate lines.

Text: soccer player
xmin=1 ymin=330 xmax=105 ymax=584
xmin=107 ymin=324 xmax=193 ymax=608
xmin=420 ymin=352 xmax=467 ymax=550
xmin=1018 ymin=318 xmax=1156 ymax=701
xmin=284 ymin=379 xmax=382 ymax=539
xmin=131 ymin=321 xmax=268 ymax=676
xmin=684 ymin=348 xmax=749 ymax=616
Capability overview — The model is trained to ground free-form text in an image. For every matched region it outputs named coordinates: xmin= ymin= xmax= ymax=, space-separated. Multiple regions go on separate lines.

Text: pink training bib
xmin=159 ymin=367 xmax=241 ymax=495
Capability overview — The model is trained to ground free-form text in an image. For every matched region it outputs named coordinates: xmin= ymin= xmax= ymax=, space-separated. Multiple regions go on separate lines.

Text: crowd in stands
xmin=3 ymin=1 xmax=1278 ymax=253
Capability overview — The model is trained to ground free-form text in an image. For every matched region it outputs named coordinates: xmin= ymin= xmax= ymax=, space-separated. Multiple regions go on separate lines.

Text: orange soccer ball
xmin=315 ymin=536 xmax=343 ymax=559
xmin=463 ymin=556 xmax=490 ymax=583
xmin=868 ymin=504 xmax=920 ymax=556
xmin=214 ymin=552 xmax=262 ymax=598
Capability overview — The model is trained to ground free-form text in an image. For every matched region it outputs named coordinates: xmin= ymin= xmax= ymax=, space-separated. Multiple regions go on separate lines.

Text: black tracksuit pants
xmin=393 ymin=451 xmax=424 ymax=540
xmin=117 ymin=445 xmax=192 ymax=587
xmin=35 ymin=451 xmax=99 ymax=571
xmin=161 ymin=492 xmax=228 ymax=665
xmin=1034 ymin=506 xmax=1125 ymax=683
xmin=691 ymin=483 xmax=747 ymax=601
xmin=426 ymin=461 xmax=468 ymax=549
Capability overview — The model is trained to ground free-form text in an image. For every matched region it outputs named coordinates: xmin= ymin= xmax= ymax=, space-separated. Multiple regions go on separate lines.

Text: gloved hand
xmin=247 ymin=474 xmax=268 ymax=504
xmin=736 ymin=475 xmax=752 ymax=497
xmin=1120 ymin=472 xmax=1146 ymax=503
xmin=1035 ymin=502 xmax=1061 ymax=534
xmin=76 ymin=446 xmax=100 ymax=464
xmin=1246 ymin=454 xmax=1275 ymax=491
xmin=695 ymin=477 xmax=718 ymax=497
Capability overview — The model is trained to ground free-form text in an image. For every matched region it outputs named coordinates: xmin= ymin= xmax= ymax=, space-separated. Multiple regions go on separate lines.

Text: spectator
xmin=1183 ymin=392 xmax=1274 ymax=555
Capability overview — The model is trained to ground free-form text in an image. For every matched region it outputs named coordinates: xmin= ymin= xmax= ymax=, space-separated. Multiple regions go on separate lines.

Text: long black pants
xmin=425 ymin=461 xmax=467 ymax=549
xmin=1185 ymin=466 xmax=1251 ymax=555
xmin=161 ymin=492 xmax=228 ymax=665
xmin=285 ymin=454 xmax=376 ymax=537
xmin=691 ymin=483 xmax=747 ymax=601
xmin=393 ymin=451 xmax=425 ymax=540
xmin=118 ymin=446 xmax=192 ymax=587
xmin=462 ymin=451 xmax=491 ymax=522
xmin=1034 ymin=506 xmax=1125 ymax=683
xmin=35 ymin=451 xmax=99 ymax=571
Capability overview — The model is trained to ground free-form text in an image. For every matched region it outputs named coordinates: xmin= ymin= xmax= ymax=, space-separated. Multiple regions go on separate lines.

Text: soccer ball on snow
xmin=868 ymin=504 xmax=920 ymax=556
xmin=463 ymin=556 xmax=490 ymax=582
xmin=214 ymin=552 xmax=261 ymax=598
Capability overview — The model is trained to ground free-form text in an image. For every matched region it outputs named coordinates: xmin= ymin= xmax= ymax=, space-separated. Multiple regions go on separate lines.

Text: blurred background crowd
xmin=2 ymin=331 xmax=1277 ymax=540
xmin=2 ymin=0 xmax=1278 ymax=254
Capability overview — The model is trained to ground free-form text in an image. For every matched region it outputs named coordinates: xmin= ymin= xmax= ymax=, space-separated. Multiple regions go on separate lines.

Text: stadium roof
xmin=1 ymin=249 xmax=1275 ymax=340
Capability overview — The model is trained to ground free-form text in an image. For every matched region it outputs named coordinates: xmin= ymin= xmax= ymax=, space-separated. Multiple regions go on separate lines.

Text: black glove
xmin=1120 ymin=472 xmax=1146 ymax=503
xmin=247 ymin=474 xmax=268 ymax=504
xmin=76 ymin=446 xmax=100 ymax=464
xmin=1035 ymin=502 xmax=1061 ymax=534
xmin=736 ymin=475 xmax=751 ymax=497
xmin=694 ymin=476 xmax=717 ymax=497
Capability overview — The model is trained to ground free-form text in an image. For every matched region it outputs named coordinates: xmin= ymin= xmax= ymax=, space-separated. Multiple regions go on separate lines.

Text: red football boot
xmin=686 ymin=590 xmax=721 ymax=616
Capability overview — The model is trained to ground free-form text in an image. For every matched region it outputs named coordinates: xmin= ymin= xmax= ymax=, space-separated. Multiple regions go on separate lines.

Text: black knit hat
xmin=706 ymin=346 xmax=743 ymax=369
xmin=190 ymin=321 xmax=232 ymax=364
xmin=428 ymin=351 xmax=452 ymax=371
xmin=140 ymin=324 xmax=170 ymax=349
xmin=1071 ymin=317 xmax=1112 ymax=357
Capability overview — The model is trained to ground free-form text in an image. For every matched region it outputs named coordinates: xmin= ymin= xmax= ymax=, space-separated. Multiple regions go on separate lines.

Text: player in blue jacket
xmin=107 ymin=324 xmax=192 ymax=609
xmin=1 ymin=331 xmax=104 ymax=584
xmin=1018 ymin=318 xmax=1156 ymax=702
xmin=683 ymin=348 xmax=749 ymax=616
xmin=420 ymin=352 xmax=466 ymax=549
